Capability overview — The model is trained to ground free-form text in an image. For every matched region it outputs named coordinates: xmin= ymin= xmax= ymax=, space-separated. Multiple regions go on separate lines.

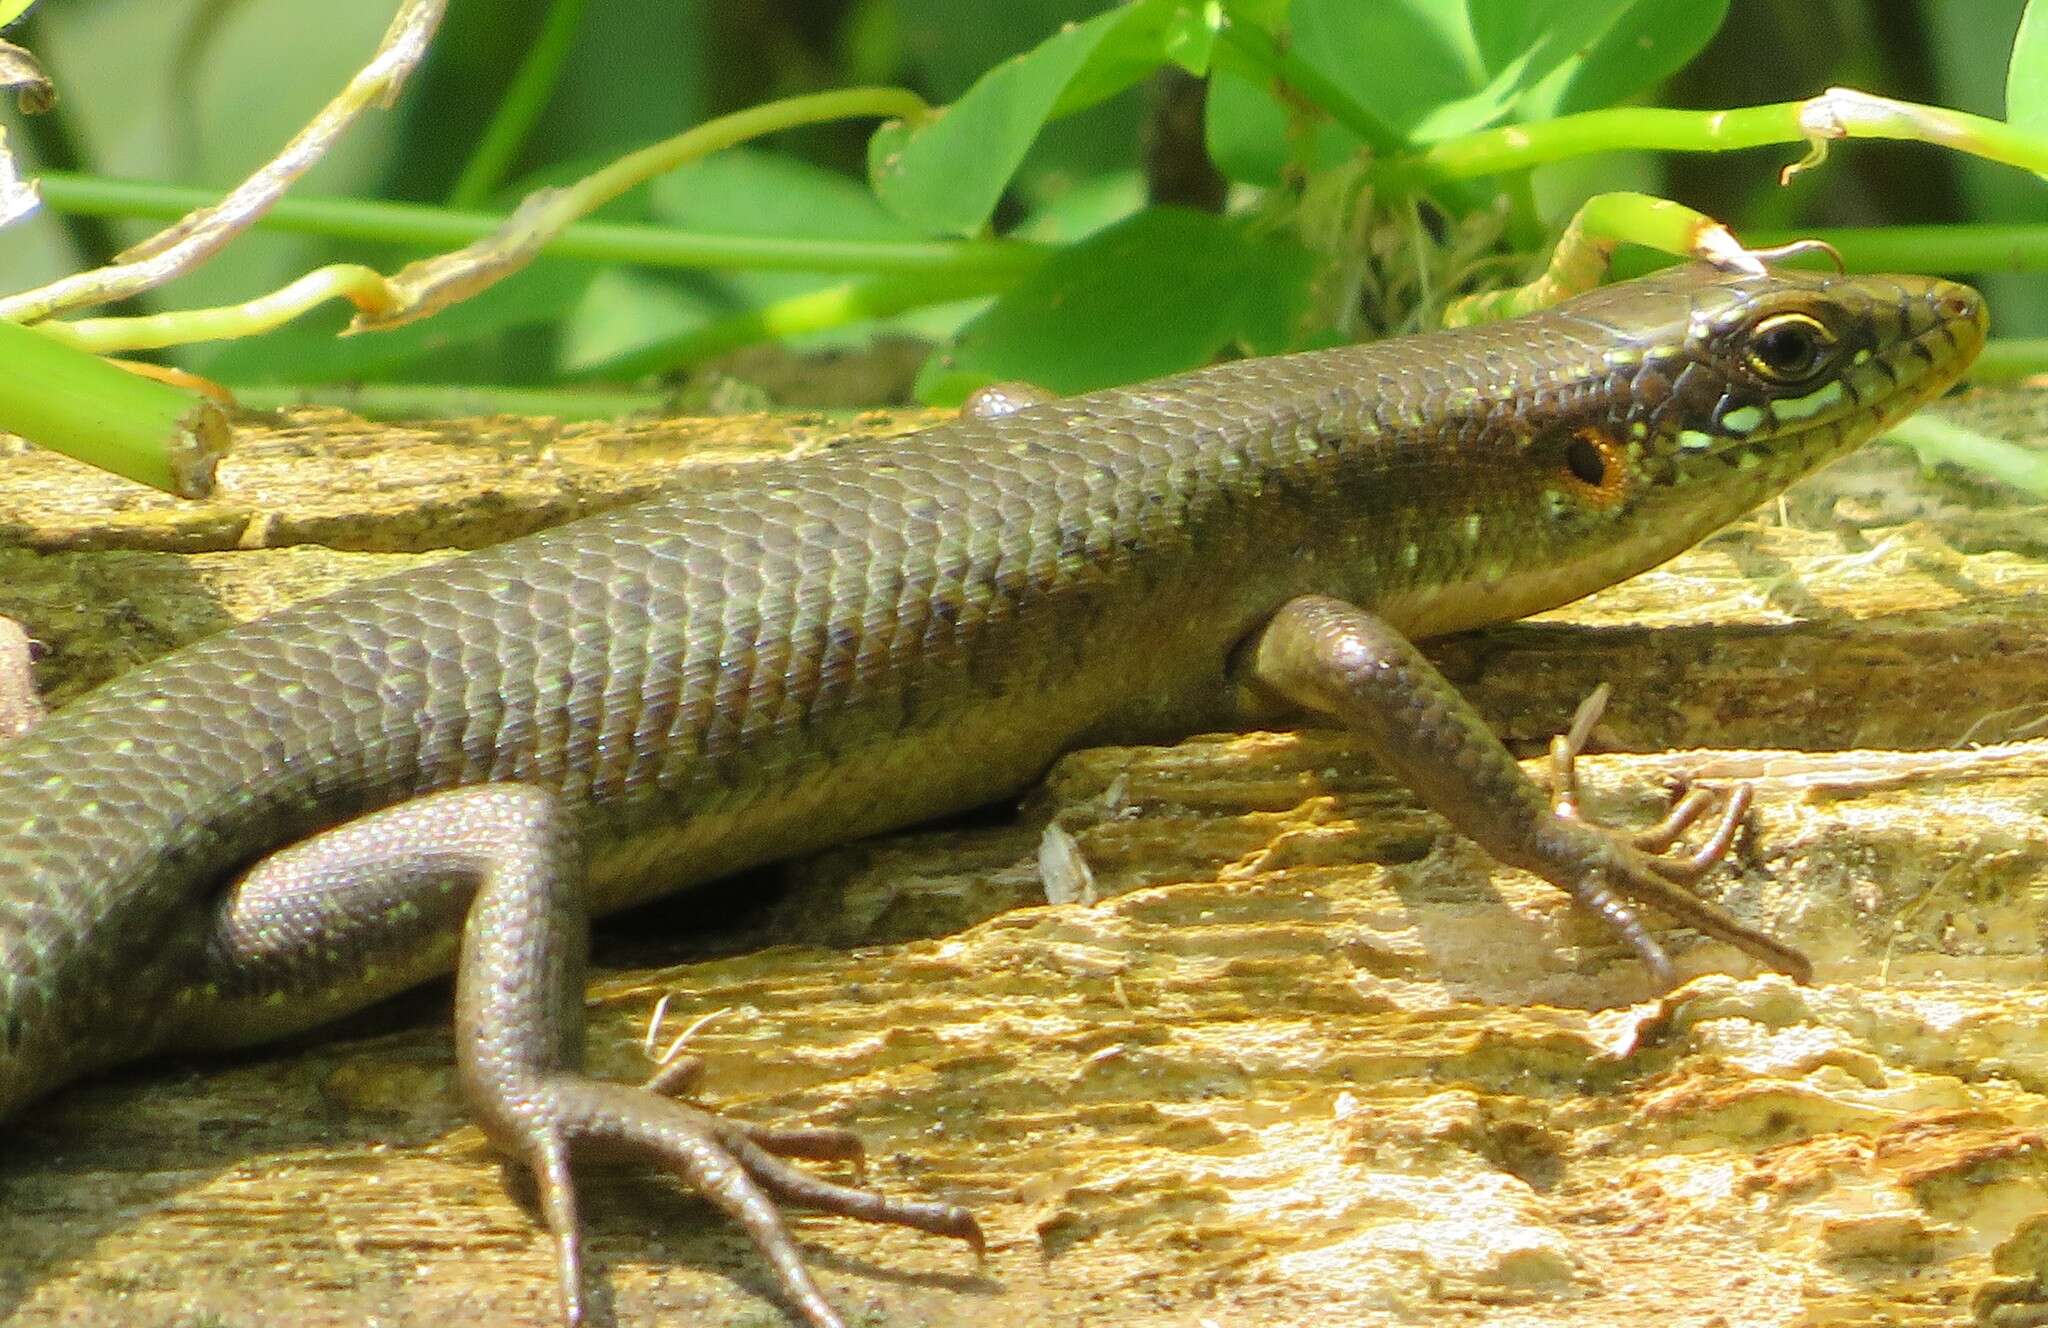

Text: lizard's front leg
xmin=1240 ymin=594 xmax=1812 ymax=989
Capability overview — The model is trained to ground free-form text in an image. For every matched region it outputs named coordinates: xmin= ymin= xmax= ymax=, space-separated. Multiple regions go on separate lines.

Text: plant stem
xmin=1885 ymin=415 xmax=2048 ymax=499
xmin=581 ymin=266 xmax=1012 ymax=380
xmin=1970 ymin=339 xmax=2048 ymax=381
xmin=1377 ymin=95 xmax=2048 ymax=190
xmin=0 ymin=321 xmax=227 ymax=495
xmin=447 ymin=0 xmax=590 ymax=207
xmin=1600 ymin=223 xmax=2048 ymax=275
xmin=35 ymin=172 xmax=1046 ymax=278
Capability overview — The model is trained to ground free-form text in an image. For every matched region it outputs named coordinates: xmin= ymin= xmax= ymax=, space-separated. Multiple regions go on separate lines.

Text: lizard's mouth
xmin=1704 ymin=283 xmax=1986 ymax=475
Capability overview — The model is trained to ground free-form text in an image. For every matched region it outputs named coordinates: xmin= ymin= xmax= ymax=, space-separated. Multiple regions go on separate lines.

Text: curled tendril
xmin=1746 ymin=239 xmax=1848 ymax=273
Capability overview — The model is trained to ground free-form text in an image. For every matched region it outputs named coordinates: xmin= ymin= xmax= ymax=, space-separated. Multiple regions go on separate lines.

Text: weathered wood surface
xmin=0 ymin=388 xmax=2043 ymax=1328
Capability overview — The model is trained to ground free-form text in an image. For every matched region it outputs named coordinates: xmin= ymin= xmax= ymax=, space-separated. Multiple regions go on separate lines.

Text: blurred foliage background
xmin=1 ymin=0 xmax=2039 ymax=404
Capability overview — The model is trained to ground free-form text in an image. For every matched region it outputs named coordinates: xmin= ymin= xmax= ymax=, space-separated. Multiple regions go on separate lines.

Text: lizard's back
xmin=0 ymin=338 xmax=1404 ymax=1104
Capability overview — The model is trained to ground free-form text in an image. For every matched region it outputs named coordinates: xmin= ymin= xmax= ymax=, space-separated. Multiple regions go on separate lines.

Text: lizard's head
xmin=1379 ymin=263 xmax=1985 ymax=635
xmin=1565 ymin=262 xmax=1986 ymax=520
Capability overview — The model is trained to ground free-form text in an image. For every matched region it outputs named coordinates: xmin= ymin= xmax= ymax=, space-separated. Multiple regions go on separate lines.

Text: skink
xmin=0 ymin=264 xmax=1986 ymax=1326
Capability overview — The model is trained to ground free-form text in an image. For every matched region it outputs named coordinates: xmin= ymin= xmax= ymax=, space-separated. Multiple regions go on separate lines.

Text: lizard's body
xmin=0 ymin=264 xmax=1986 ymax=1326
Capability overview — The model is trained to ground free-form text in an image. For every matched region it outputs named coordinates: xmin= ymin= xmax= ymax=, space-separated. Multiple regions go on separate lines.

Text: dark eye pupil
xmin=1565 ymin=436 xmax=1606 ymax=486
xmin=1757 ymin=325 xmax=1816 ymax=372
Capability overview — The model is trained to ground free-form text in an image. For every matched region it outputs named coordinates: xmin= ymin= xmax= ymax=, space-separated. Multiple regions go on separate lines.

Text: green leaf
xmin=1056 ymin=0 xmax=1217 ymax=109
xmin=891 ymin=0 xmax=1114 ymax=97
xmin=868 ymin=0 xmax=1186 ymax=237
xmin=1467 ymin=0 xmax=1591 ymax=74
xmin=0 ymin=0 xmax=36 ymax=27
xmin=562 ymin=149 xmax=927 ymax=374
xmin=1157 ymin=1 xmax=1222 ymax=74
xmin=1203 ymin=0 xmax=1467 ymax=184
xmin=915 ymin=207 xmax=1313 ymax=402
xmin=1011 ymin=168 xmax=1148 ymax=243
xmin=1516 ymin=0 xmax=1729 ymax=119
xmin=1413 ymin=0 xmax=1634 ymax=140
xmin=645 ymin=148 xmax=921 ymax=241
xmin=1298 ymin=0 xmax=1477 ymax=144
xmin=1220 ymin=0 xmax=1290 ymax=34
xmin=1207 ymin=0 xmax=1659 ymax=176
xmin=1203 ymin=60 xmax=1344 ymax=186
xmin=2013 ymin=0 xmax=2047 ymax=133
xmin=558 ymin=268 xmax=737 ymax=375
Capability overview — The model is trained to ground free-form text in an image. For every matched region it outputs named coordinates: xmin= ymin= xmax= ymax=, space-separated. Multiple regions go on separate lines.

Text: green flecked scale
xmin=0 ymin=265 xmax=1983 ymax=1116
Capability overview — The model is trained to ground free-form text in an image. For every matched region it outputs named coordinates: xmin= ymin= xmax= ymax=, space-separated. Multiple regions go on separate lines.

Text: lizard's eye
xmin=1746 ymin=313 xmax=1835 ymax=385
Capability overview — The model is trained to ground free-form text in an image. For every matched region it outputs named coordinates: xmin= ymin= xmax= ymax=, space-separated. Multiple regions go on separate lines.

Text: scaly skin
xmin=0 ymin=265 xmax=1986 ymax=1323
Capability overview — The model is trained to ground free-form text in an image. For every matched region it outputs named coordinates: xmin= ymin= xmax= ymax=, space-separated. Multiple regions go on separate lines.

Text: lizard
xmin=0 ymin=261 xmax=1986 ymax=1326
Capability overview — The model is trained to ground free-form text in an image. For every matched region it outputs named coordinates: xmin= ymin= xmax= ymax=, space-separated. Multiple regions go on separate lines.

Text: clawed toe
xmin=728 ymin=1120 xmax=869 ymax=1176
xmin=723 ymin=1130 xmax=984 ymax=1255
xmin=1643 ymin=783 xmax=1752 ymax=883
xmin=1548 ymin=685 xmax=1755 ymax=882
xmin=507 ymin=1072 xmax=980 ymax=1328
xmin=1629 ymin=785 xmax=1714 ymax=852
xmin=1544 ymin=688 xmax=1805 ymax=984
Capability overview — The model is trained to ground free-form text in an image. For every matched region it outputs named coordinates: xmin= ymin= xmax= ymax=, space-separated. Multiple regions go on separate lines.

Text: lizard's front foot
xmin=1539 ymin=684 xmax=1809 ymax=989
xmin=1244 ymin=596 xmax=1811 ymax=990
